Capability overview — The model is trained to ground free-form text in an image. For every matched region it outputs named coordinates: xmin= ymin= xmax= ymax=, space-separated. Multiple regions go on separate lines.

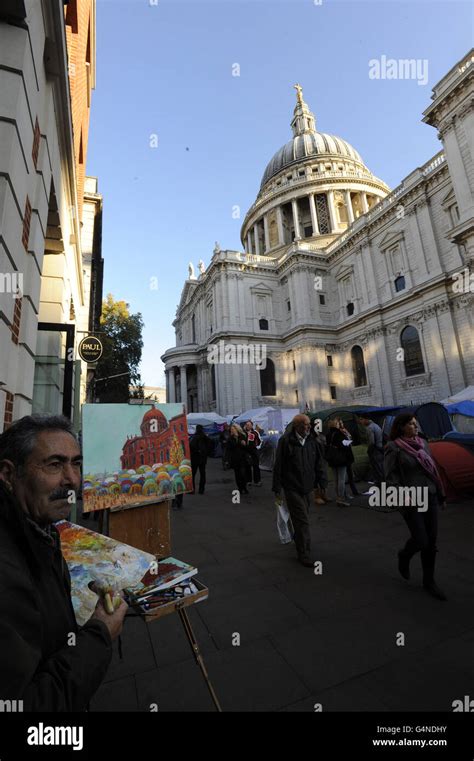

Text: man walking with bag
xmin=272 ymin=414 xmax=325 ymax=567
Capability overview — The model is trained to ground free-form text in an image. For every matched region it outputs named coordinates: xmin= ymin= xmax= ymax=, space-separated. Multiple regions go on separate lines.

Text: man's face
xmin=294 ymin=417 xmax=311 ymax=437
xmin=7 ymin=431 xmax=82 ymax=525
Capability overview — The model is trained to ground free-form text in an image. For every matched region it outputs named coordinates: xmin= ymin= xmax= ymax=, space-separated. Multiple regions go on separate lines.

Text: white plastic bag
xmin=275 ymin=497 xmax=294 ymax=544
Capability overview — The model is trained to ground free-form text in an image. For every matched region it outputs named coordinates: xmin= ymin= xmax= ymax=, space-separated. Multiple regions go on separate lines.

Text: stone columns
xmin=247 ymin=231 xmax=252 ymax=254
xmin=291 ymin=199 xmax=301 ymax=239
xmin=345 ymin=190 xmax=354 ymax=224
xmin=263 ymin=214 xmax=270 ymax=252
xmin=179 ymin=365 xmax=187 ymax=410
xmin=276 ymin=205 xmax=285 ymax=244
xmin=361 ymin=192 xmax=369 ymax=214
xmin=253 ymin=223 xmax=260 ymax=255
xmin=168 ymin=368 xmax=176 ymax=402
xmin=442 ymin=125 xmax=474 ymax=219
xmin=309 ymin=193 xmax=319 ymax=235
xmin=327 ymin=190 xmax=337 ymax=233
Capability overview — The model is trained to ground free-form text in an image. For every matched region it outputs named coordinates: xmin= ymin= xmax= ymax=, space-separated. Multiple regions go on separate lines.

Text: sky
xmin=86 ymin=0 xmax=472 ymax=388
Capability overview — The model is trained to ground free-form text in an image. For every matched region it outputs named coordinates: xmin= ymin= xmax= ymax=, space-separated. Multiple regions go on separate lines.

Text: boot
xmin=421 ymin=548 xmax=447 ymax=601
xmin=397 ymin=538 xmax=417 ymax=580
xmin=397 ymin=549 xmax=411 ymax=580
xmin=313 ymin=488 xmax=325 ymax=505
xmin=320 ymin=489 xmax=332 ymax=504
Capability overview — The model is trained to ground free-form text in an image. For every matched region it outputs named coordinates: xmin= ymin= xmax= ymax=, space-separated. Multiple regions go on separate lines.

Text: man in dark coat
xmin=272 ymin=414 xmax=325 ymax=567
xmin=189 ymin=424 xmax=211 ymax=495
xmin=0 ymin=414 xmax=128 ymax=711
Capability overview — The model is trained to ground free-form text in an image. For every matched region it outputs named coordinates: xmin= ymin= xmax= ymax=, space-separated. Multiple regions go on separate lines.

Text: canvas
xmin=81 ymin=403 xmax=192 ymax=512
xmin=56 ymin=521 xmax=155 ymax=626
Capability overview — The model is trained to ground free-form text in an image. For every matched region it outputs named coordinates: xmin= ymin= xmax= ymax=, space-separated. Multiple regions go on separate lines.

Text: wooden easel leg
xmin=177 ymin=608 xmax=222 ymax=712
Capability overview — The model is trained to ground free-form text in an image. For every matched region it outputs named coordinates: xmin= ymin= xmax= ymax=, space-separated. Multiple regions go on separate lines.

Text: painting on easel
xmin=81 ymin=403 xmax=192 ymax=513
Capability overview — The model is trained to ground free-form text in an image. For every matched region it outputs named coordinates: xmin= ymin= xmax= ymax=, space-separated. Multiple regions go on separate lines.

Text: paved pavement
xmin=81 ymin=459 xmax=474 ymax=712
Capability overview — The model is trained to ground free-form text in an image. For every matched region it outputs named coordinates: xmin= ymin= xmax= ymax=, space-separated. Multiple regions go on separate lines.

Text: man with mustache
xmin=0 ymin=415 xmax=128 ymax=711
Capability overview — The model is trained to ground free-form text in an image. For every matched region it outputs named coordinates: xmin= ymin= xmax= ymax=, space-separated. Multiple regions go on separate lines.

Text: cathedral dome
xmin=261 ymin=132 xmax=363 ymax=188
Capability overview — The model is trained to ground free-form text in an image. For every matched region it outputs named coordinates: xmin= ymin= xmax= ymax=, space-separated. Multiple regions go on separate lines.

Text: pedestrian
xmin=243 ymin=420 xmax=262 ymax=487
xmin=219 ymin=423 xmax=231 ymax=470
xmin=189 ymin=424 xmax=210 ymax=495
xmin=337 ymin=419 xmax=359 ymax=497
xmin=358 ymin=415 xmax=384 ymax=487
xmin=325 ymin=417 xmax=352 ymax=507
xmin=272 ymin=414 xmax=325 ymax=567
xmin=0 ymin=415 xmax=128 ymax=710
xmin=227 ymin=424 xmax=249 ymax=495
xmin=384 ymin=413 xmax=447 ymax=600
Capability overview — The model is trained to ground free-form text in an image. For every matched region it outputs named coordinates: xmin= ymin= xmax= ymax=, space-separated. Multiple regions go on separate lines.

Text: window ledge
xmin=401 ymin=372 xmax=431 ymax=389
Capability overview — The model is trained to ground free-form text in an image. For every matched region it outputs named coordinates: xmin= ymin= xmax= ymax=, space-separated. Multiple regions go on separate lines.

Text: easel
xmin=94 ymin=498 xmax=222 ymax=712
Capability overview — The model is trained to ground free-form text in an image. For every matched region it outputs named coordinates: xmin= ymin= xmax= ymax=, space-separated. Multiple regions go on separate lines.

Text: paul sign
xmin=78 ymin=335 xmax=103 ymax=363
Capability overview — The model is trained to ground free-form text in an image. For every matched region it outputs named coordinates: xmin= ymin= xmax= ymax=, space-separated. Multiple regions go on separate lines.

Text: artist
xmin=0 ymin=414 xmax=128 ymax=711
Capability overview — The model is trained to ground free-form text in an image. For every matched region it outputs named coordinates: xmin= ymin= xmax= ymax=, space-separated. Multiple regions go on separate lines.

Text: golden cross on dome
xmin=294 ymin=83 xmax=304 ymax=104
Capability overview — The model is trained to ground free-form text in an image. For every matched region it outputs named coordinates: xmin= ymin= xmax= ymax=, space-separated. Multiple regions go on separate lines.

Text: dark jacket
xmin=326 ymin=427 xmax=354 ymax=465
xmin=0 ymin=483 xmax=112 ymax=711
xmin=227 ymin=434 xmax=248 ymax=469
xmin=190 ymin=433 xmax=211 ymax=464
xmin=272 ymin=429 xmax=325 ymax=495
xmin=384 ymin=441 xmax=445 ymax=501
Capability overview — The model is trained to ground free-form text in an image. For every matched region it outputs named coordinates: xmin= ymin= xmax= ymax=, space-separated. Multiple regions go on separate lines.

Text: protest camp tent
xmin=233 ymin=407 xmax=299 ymax=434
xmin=443 ymin=400 xmax=474 ymax=434
xmin=441 ymin=386 xmax=474 ymax=404
xmin=429 ymin=440 xmax=474 ymax=501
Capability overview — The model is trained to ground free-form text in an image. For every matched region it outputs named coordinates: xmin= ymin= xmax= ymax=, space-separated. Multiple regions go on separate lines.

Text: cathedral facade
xmin=162 ymin=51 xmax=474 ymax=416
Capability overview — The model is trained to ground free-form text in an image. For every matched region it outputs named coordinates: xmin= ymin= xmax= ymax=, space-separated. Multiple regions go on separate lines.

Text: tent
xmin=186 ymin=412 xmax=227 ymax=429
xmin=429 ymin=440 xmax=474 ymax=501
xmin=234 ymin=407 xmax=299 ymax=434
xmin=441 ymin=386 xmax=474 ymax=404
xmin=444 ymin=400 xmax=474 ymax=434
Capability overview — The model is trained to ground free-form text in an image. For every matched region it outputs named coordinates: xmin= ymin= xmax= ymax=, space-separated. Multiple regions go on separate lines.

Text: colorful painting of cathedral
xmin=81 ymin=403 xmax=192 ymax=512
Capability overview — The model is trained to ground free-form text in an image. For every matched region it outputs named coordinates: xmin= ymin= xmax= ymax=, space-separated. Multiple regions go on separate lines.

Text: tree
xmin=169 ymin=434 xmax=183 ymax=467
xmin=94 ymin=294 xmax=144 ymax=403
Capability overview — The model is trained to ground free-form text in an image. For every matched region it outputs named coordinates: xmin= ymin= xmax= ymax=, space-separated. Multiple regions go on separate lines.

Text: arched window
xmin=347 ymin=302 xmax=355 ymax=316
xmin=260 ymin=358 xmax=276 ymax=396
xmin=351 ymin=345 xmax=367 ymax=387
xmin=259 ymin=318 xmax=269 ymax=330
xmin=401 ymin=326 xmax=425 ymax=376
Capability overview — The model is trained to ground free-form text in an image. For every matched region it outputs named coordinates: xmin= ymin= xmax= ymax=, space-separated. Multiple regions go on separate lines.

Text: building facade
xmin=162 ymin=52 xmax=474 ymax=416
xmin=0 ymin=0 xmax=101 ymax=431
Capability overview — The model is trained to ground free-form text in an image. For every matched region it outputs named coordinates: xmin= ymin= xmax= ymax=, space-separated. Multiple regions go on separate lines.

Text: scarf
xmin=394 ymin=435 xmax=443 ymax=490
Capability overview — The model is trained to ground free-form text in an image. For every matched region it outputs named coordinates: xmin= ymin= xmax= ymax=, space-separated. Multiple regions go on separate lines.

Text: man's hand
xmin=89 ymin=597 xmax=128 ymax=641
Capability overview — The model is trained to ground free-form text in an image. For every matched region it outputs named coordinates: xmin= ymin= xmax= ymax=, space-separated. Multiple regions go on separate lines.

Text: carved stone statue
xmin=213 ymin=241 xmax=221 ymax=253
xmin=198 ymin=259 xmax=206 ymax=275
xmin=188 ymin=261 xmax=196 ymax=279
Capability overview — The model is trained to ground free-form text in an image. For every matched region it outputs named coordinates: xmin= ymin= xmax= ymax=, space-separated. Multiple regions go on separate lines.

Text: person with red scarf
xmin=384 ymin=413 xmax=447 ymax=600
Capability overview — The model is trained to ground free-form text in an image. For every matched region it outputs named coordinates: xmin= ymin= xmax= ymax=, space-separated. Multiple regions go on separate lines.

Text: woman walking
xmin=337 ymin=419 xmax=359 ymax=497
xmin=384 ymin=413 xmax=447 ymax=601
xmin=325 ymin=417 xmax=353 ymax=507
xmin=227 ymin=424 xmax=249 ymax=495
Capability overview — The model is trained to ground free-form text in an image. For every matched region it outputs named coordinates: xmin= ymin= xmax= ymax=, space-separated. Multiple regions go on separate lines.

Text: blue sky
xmin=87 ymin=0 xmax=471 ymax=388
